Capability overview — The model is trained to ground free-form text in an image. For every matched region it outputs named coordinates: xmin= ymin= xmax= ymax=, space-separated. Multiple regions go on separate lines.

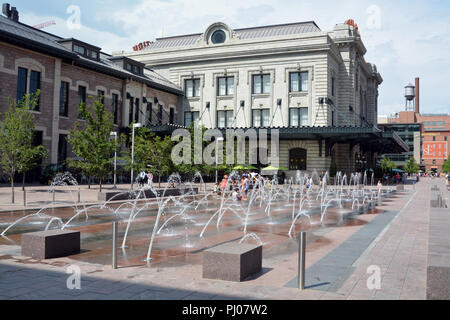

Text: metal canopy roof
xmin=146 ymin=125 xmax=409 ymax=154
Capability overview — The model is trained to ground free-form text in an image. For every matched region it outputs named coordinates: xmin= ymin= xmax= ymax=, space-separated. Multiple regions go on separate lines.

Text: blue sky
xmin=10 ymin=0 xmax=450 ymax=116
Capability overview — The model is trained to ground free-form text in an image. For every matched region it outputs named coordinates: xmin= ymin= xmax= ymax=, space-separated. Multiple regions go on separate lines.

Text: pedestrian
xmin=147 ymin=171 xmax=153 ymax=187
xmin=377 ymin=180 xmax=382 ymax=192
xmin=243 ymin=175 xmax=250 ymax=200
xmin=221 ymin=175 xmax=228 ymax=194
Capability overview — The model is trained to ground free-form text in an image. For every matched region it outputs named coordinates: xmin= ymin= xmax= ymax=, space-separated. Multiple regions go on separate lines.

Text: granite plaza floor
xmin=0 ymin=178 xmax=448 ymax=300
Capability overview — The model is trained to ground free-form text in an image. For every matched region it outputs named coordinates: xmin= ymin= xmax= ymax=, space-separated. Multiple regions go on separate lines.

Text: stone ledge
xmin=203 ymin=243 xmax=262 ymax=282
xmin=22 ymin=230 xmax=80 ymax=260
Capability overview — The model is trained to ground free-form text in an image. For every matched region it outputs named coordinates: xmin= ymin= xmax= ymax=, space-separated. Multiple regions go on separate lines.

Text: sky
xmin=10 ymin=0 xmax=450 ymax=116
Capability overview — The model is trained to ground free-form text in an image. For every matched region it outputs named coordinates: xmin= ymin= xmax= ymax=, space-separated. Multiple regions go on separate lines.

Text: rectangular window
xmin=78 ymin=86 xmax=86 ymax=119
xmin=169 ymin=108 xmax=175 ymax=124
xmin=217 ymin=110 xmax=234 ymax=128
xmin=59 ymin=81 xmax=69 ymax=117
xmin=217 ymin=76 xmax=235 ymax=96
xmin=97 ymin=90 xmax=105 ymax=104
xmin=86 ymin=49 xmax=98 ymax=60
xmin=73 ymin=44 xmax=85 ymax=55
xmin=17 ymin=67 xmax=28 ymax=103
xmin=128 ymin=98 xmax=133 ymax=125
xmin=135 ymin=98 xmax=140 ymax=123
xmin=112 ymin=93 xmax=119 ymax=125
xmin=252 ymin=74 xmax=271 ymax=94
xmin=332 ymin=77 xmax=335 ymax=96
xmin=58 ymin=134 xmax=68 ymax=164
xmin=147 ymin=102 xmax=152 ymax=125
xmin=185 ymin=79 xmax=200 ymax=98
xmin=184 ymin=111 xmax=199 ymax=127
xmin=289 ymin=108 xmax=309 ymax=127
xmin=158 ymin=105 xmax=163 ymax=124
xmin=29 ymin=71 xmax=41 ymax=111
xmin=252 ymin=109 xmax=270 ymax=127
xmin=289 ymin=72 xmax=308 ymax=92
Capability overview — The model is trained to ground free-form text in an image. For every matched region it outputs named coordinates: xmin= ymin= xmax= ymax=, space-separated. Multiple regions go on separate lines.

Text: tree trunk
xmin=88 ymin=176 xmax=91 ymax=189
xmin=100 ymin=176 xmax=103 ymax=193
xmin=159 ymin=174 xmax=161 ymax=188
xmin=11 ymin=176 xmax=15 ymax=204
xmin=22 ymin=172 xmax=26 ymax=191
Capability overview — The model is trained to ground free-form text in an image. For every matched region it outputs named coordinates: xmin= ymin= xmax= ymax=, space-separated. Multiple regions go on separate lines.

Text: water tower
xmin=404 ymin=83 xmax=415 ymax=111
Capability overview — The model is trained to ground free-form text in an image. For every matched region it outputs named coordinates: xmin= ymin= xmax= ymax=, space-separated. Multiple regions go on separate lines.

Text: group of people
xmin=137 ymin=171 xmax=153 ymax=188
xmin=213 ymin=172 xmax=272 ymax=202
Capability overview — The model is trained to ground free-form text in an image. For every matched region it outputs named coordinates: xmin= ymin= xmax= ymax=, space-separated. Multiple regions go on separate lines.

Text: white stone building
xmin=122 ymin=20 xmax=407 ymax=174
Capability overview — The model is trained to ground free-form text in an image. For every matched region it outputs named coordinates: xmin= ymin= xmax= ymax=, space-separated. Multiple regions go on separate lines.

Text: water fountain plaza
xmin=0 ymin=170 xmax=400 ymax=268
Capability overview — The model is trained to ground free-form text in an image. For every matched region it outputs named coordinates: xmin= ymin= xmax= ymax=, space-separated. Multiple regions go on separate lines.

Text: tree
xmin=67 ymin=97 xmax=115 ymax=192
xmin=122 ymin=127 xmax=175 ymax=188
xmin=0 ymin=92 xmax=46 ymax=203
xmin=443 ymin=156 xmax=450 ymax=173
xmin=380 ymin=157 xmax=396 ymax=174
xmin=404 ymin=157 xmax=420 ymax=175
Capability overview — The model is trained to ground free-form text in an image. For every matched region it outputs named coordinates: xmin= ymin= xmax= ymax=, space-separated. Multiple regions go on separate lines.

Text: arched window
xmin=211 ymin=30 xmax=226 ymax=44
xmin=289 ymin=148 xmax=307 ymax=170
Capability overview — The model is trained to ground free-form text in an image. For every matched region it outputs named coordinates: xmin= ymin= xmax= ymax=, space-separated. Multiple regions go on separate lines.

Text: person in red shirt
xmin=221 ymin=175 xmax=228 ymax=194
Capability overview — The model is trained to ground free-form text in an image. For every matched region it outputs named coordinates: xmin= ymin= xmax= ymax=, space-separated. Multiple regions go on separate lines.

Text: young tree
xmin=0 ymin=92 xmax=45 ymax=203
xmin=67 ymin=97 xmax=115 ymax=192
xmin=380 ymin=157 xmax=396 ymax=174
xmin=404 ymin=157 xmax=420 ymax=175
xmin=122 ymin=127 xmax=175 ymax=188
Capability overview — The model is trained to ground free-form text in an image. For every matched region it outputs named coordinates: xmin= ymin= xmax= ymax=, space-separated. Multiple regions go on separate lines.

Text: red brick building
xmin=388 ymin=78 xmax=450 ymax=173
xmin=0 ymin=5 xmax=183 ymax=182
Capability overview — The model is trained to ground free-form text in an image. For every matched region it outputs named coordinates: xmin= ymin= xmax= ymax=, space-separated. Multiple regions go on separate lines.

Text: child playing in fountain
xmin=377 ymin=180 xmax=382 ymax=192
xmin=232 ymin=188 xmax=242 ymax=201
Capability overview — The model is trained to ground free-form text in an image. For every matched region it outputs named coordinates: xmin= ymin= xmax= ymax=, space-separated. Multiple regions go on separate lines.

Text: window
xmin=169 ymin=108 xmax=175 ymax=124
xmin=29 ymin=71 xmax=41 ymax=111
xmin=185 ymin=79 xmax=201 ymax=98
xmin=217 ymin=76 xmax=234 ymax=96
xmin=58 ymin=134 xmax=68 ymax=164
xmin=97 ymin=90 xmax=105 ymax=104
xmin=217 ymin=110 xmax=234 ymax=128
xmin=252 ymin=109 xmax=270 ymax=128
xmin=289 ymin=108 xmax=308 ymax=127
xmin=132 ymin=65 xmax=140 ymax=75
xmin=332 ymin=111 xmax=335 ymax=127
xmin=59 ymin=82 xmax=69 ymax=117
xmin=16 ymin=67 xmax=28 ymax=102
xmin=78 ymin=86 xmax=86 ymax=119
xmin=211 ymin=30 xmax=226 ymax=44
xmin=445 ymin=136 xmax=448 ymax=141
xmin=134 ymin=98 xmax=140 ymax=123
xmin=289 ymin=148 xmax=307 ymax=171
xmin=289 ymin=72 xmax=308 ymax=92
xmin=86 ymin=48 xmax=98 ymax=60
xmin=146 ymin=103 xmax=153 ymax=125
xmin=128 ymin=98 xmax=134 ymax=125
xmin=184 ymin=111 xmax=200 ymax=127
xmin=158 ymin=105 xmax=163 ymax=124
xmin=112 ymin=93 xmax=119 ymax=125
xmin=433 ymin=136 xmax=436 ymax=141
xmin=73 ymin=44 xmax=85 ymax=55
xmin=332 ymin=77 xmax=335 ymax=96
xmin=252 ymin=74 xmax=271 ymax=94
xmin=125 ymin=63 xmax=132 ymax=72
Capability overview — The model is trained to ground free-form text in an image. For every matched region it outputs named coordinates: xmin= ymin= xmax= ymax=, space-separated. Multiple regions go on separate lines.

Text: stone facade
xmin=125 ymin=21 xmax=382 ymax=174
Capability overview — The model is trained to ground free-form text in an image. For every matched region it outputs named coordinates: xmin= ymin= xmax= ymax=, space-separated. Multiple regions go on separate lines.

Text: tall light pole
xmin=215 ymin=137 xmax=224 ymax=183
xmin=131 ymin=123 xmax=142 ymax=190
xmin=110 ymin=132 xmax=118 ymax=189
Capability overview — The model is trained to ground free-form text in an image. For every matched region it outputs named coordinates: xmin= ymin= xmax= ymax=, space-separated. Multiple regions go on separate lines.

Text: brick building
xmin=0 ymin=4 xmax=183 ymax=182
xmin=383 ymin=78 xmax=450 ymax=173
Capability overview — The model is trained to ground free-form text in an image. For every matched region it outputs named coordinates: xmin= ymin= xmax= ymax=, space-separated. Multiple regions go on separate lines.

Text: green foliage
xmin=443 ymin=156 xmax=450 ymax=173
xmin=0 ymin=91 xmax=46 ymax=203
xmin=122 ymin=126 xmax=175 ymax=187
xmin=67 ymin=97 xmax=115 ymax=192
xmin=380 ymin=157 xmax=396 ymax=174
xmin=404 ymin=157 xmax=420 ymax=174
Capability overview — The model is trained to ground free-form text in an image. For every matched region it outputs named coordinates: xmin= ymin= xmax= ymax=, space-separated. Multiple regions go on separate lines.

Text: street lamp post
xmin=215 ymin=137 xmax=224 ymax=184
xmin=131 ymin=123 xmax=142 ymax=190
xmin=110 ymin=132 xmax=118 ymax=189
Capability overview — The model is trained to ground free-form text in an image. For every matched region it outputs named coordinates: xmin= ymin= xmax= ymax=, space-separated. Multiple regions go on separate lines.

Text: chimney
xmin=2 ymin=3 xmax=18 ymax=21
xmin=415 ymin=77 xmax=420 ymax=114
xmin=2 ymin=3 xmax=11 ymax=17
